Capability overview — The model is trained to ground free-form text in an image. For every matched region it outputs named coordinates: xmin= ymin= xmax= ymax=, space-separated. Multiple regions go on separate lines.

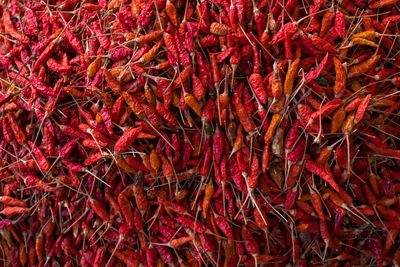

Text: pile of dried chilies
xmin=0 ymin=0 xmax=400 ymax=266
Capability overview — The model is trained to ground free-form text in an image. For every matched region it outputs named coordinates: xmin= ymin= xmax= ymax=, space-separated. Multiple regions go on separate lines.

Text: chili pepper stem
xmin=220 ymin=181 xmax=227 ymax=217
xmin=230 ymin=64 xmax=237 ymax=92
xmin=342 ymin=132 xmax=352 ymax=175
xmin=153 ymin=0 xmax=164 ymax=31
xmin=191 ymin=175 xmax=207 ymax=210
xmin=346 ymin=203 xmax=374 ymax=226
xmin=234 ymin=192 xmax=249 ymax=224
xmin=372 ymin=204 xmax=392 ymax=239
xmin=105 ymin=234 xmax=124 ymax=267
xmin=259 ymin=187 xmax=289 ymax=223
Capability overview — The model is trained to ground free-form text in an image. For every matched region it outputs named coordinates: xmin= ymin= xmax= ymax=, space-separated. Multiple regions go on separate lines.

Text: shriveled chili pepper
xmin=305 ymin=53 xmax=329 ymax=83
xmin=114 ymin=127 xmax=142 ymax=153
xmin=3 ymin=9 xmax=30 ymax=43
xmin=305 ymin=160 xmax=339 ymax=192
xmin=265 ymin=114 xmax=282 ymax=144
xmin=354 ymin=94 xmax=372 ymax=123
xmin=348 ymin=54 xmax=381 ymax=78
xmin=1 ymin=207 xmax=29 ymax=216
xmin=334 ymin=11 xmax=346 ymax=39
xmin=249 ymin=73 xmax=267 ymax=104
xmin=370 ymin=0 xmax=399 ymax=8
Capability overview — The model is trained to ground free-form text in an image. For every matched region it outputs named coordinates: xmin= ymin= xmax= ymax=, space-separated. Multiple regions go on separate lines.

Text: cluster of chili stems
xmin=0 ymin=0 xmax=400 ymax=266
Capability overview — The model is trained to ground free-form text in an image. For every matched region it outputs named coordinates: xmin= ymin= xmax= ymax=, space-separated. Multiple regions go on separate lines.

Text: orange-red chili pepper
xmin=348 ymin=55 xmax=381 ymax=78
xmin=210 ymin=22 xmax=232 ymax=35
xmin=354 ymin=94 xmax=372 ymax=123
xmin=284 ymin=48 xmax=301 ymax=97
xmin=202 ymin=184 xmax=214 ymax=219
xmin=331 ymin=109 xmax=346 ymax=134
xmin=0 ymin=196 xmax=26 ymax=207
xmin=165 ymin=0 xmax=178 ymax=26
xmin=1 ymin=207 xmax=29 ymax=216
xmin=172 ymin=66 xmax=192 ymax=89
xmin=234 ymin=99 xmax=256 ymax=133
xmin=265 ymin=114 xmax=282 ymax=144
xmin=3 ymin=9 xmax=30 ymax=43
xmin=370 ymin=0 xmax=399 ymax=8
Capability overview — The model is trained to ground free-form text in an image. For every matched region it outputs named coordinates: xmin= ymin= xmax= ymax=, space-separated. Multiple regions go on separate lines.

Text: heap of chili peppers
xmin=0 ymin=0 xmax=400 ymax=266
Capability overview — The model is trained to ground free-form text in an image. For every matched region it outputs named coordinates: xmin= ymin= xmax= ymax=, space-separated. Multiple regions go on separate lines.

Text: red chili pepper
xmin=114 ymin=127 xmax=142 ymax=153
xmin=249 ymin=73 xmax=267 ymax=104
xmin=305 ymin=160 xmax=339 ymax=192
xmin=63 ymin=29 xmax=84 ymax=55
xmin=270 ymin=22 xmax=297 ymax=45
xmin=354 ymin=94 xmax=372 ymax=123
xmin=3 ymin=9 xmax=30 ymax=43
xmin=334 ymin=11 xmax=346 ymax=39
xmin=305 ymin=53 xmax=329 ymax=83
xmin=241 ymin=225 xmax=259 ymax=256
